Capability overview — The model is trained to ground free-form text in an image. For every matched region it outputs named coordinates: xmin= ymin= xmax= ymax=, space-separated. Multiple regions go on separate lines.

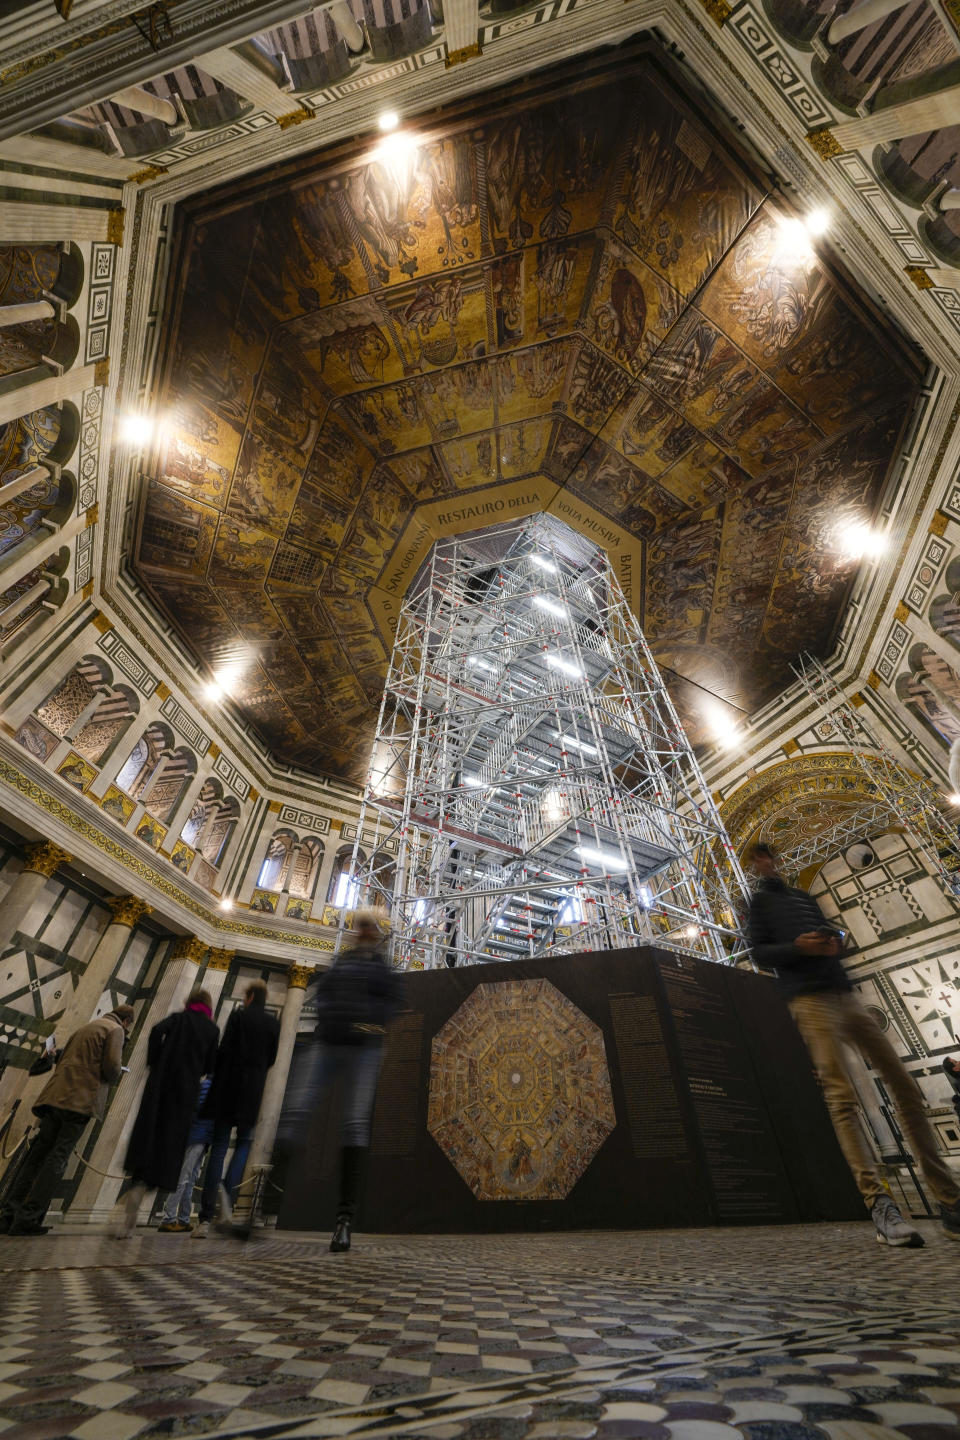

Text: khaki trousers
xmin=789 ymin=990 xmax=960 ymax=1211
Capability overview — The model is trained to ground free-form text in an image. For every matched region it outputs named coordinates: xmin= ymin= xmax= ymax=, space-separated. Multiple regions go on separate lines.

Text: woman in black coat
xmin=109 ymin=988 xmax=219 ymax=1237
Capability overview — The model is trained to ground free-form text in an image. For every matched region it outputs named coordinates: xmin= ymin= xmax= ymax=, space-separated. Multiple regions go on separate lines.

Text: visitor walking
xmin=274 ymin=909 xmax=403 ymax=1252
xmin=943 ymin=1056 xmax=960 ymax=1127
xmin=157 ymin=1076 xmax=213 ymax=1232
xmin=0 ymin=1006 xmax=134 ymax=1236
xmin=193 ymin=979 xmax=279 ymax=1239
xmin=110 ymin=988 xmax=218 ymax=1238
xmin=747 ymin=842 xmax=960 ymax=1247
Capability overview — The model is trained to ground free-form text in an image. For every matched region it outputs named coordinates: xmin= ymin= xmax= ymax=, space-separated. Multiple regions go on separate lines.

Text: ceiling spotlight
xmin=120 ymin=413 xmax=155 ymax=447
xmin=805 ymin=206 xmax=830 ymax=237
xmin=204 ymin=679 xmax=224 ymax=703
xmin=684 ymin=923 xmax=700 ymax=939
xmin=220 ymin=897 xmax=233 ymax=912
xmin=773 ymin=215 xmax=814 ymax=266
xmin=378 ymin=109 xmax=399 ymax=132
xmin=947 ymin=793 xmax=960 ymax=806
xmin=835 ymin=521 xmax=887 ymax=561
xmin=704 ymin=700 xmax=740 ymax=749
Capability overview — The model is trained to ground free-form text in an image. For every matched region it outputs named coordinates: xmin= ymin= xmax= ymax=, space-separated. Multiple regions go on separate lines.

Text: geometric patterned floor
xmin=2 ymin=1223 xmax=960 ymax=1439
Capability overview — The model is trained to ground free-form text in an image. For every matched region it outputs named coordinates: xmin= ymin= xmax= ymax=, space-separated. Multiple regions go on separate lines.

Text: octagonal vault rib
xmin=343 ymin=514 xmax=752 ymax=969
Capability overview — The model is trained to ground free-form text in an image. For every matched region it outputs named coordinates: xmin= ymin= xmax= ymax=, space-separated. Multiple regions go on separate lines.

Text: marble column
xmin=0 ymin=841 xmax=72 ymax=956
xmin=0 ymin=300 xmax=55 ymax=328
xmin=827 ymin=0 xmax=910 ymax=44
xmin=0 ymin=893 xmax=152 ymax=1142
xmin=235 ymin=962 xmax=312 ymax=1218
xmin=68 ymin=936 xmax=208 ymax=1224
xmin=830 ymin=80 xmax=960 ymax=150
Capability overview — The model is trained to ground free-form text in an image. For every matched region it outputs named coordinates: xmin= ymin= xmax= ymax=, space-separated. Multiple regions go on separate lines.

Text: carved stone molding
xmin=169 ymin=935 xmax=208 ymax=964
xmin=445 ymin=40 xmax=482 ymax=67
xmin=696 ymin=0 xmax=731 ymax=25
xmin=805 ymin=127 xmax=843 ymax=160
xmin=107 ymin=894 xmax=153 ymax=927
xmin=206 ymin=945 xmax=235 ymax=970
xmin=288 ymin=962 xmax=314 ymax=989
xmin=23 ymin=841 xmax=73 ymax=877
xmin=905 ymin=266 xmax=934 ymax=290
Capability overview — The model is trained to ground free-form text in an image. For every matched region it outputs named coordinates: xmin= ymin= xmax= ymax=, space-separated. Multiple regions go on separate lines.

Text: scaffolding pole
xmin=341 ymin=514 xmax=752 ymax=969
xmin=792 ymin=652 xmax=960 ymax=895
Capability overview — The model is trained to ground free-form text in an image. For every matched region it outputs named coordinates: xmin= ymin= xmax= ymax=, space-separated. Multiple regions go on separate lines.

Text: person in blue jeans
xmin=193 ymin=979 xmax=279 ymax=1239
xmin=274 ymin=909 xmax=404 ymax=1253
xmin=157 ymin=1077 xmax=213 ymax=1232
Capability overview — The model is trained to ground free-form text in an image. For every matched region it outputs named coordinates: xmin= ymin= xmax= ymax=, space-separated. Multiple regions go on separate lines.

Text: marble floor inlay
xmin=1 ymin=1223 xmax=959 ymax=1439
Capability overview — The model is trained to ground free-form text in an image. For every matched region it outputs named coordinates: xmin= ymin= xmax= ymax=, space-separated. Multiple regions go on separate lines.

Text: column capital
xmin=206 ymin=946 xmax=235 ymax=971
xmin=288 ymin=962 xmax=314 ymax=989
xmin=23 ymin=841 xmax=73 ymax=877
xmin=107 ymin=894 xmax=153 ymax=927
xmin=168 ymin=935 xmax=207 ymax=964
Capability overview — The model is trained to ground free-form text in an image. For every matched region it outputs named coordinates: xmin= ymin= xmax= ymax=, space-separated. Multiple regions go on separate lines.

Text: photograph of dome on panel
xmin=342 ymin=515 xmax=751 ymax=969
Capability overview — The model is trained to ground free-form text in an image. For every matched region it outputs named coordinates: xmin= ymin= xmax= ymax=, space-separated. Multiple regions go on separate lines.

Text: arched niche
xmin=257 ymin=829 xmax=298 ymax=892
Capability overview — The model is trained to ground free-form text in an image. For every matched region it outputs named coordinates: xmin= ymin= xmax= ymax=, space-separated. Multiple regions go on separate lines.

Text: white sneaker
xmin=871 ymin=1195 xmax=924 ymax=1247
xmin=191 ymin=1220 xmax=209 ymax=1239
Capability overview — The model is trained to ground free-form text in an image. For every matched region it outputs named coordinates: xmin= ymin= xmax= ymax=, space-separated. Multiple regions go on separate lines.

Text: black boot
xmin=330 ymin=1146 xmax=366 ymax=1253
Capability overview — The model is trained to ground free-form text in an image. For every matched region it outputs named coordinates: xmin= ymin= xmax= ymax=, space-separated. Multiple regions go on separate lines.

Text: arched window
xmin=180 ymin=776 xmax=221 ymax=848
xmin=0 ymin=244 xmax=82 ymax=387
xmin=34 ymin=655 xmax=112 ymax=737
xmin=142 ymin=745 xmax=197 ymax=823
xmin=898 ymin=644 xmax=960 ymax=749
xmin=72 ymin=684 xmax=140 ymax=766
xmin=327 ymin=844 xmax=364 ymax=907
xmin=201 ymin=795 xmax=239 ymax=868
xmin=257 ymin=830 xmax=296 ymax=892
xmin=114 ymin=722 xmax=173 ymax=797
xmin=289 ymin=836 xmax=324 ymax=898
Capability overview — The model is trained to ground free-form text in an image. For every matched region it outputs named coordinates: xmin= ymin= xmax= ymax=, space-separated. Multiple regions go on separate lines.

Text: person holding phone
xmin=747 ymin=842 xmax=960 ymax=1249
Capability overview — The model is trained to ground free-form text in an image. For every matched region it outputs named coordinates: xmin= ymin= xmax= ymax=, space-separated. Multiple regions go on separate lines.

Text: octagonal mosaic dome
xmin=427 ymin=978 xmax=615 ymax=1201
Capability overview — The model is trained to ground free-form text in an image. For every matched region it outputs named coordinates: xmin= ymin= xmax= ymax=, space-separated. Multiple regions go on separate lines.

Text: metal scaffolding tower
xmin=344 ymin=515 xmax=752 ymax=969
xmin=792 ymin=653 xmax=960 ymax=894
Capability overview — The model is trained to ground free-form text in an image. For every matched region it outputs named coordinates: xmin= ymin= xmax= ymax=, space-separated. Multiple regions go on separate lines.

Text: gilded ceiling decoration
xmin=136 ymin=43 xmax=922 ymax=780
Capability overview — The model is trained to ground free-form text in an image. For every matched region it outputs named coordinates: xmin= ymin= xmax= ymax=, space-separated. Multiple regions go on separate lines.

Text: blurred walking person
xmin=193 ymin=979 xmax=279 ymax=1239
xmin=0 ymin=1006 xmax=134 ymax=1236
xmin=747 ymin=842 xmax=960 ymax=1248
xmin=110 ymin=988 xmax=218 ymax=1238
xmin=157 ymin=1076 xmax=213 ymax=1233
xmin=274 ymin=910 xmax=403 ymax=1252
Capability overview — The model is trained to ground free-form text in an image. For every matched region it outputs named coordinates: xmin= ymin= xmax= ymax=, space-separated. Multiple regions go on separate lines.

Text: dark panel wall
xmin=280 ymin=948 xmax=862 ymax=1232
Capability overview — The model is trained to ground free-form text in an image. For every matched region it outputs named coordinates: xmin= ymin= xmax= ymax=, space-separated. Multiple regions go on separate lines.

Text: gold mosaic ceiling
xmin=136 ymin=42 xmax=922 ymax=780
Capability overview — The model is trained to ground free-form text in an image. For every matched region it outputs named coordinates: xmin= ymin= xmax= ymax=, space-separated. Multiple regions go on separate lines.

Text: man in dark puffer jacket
xmin=274 ymin=909 xmax=403 ymax=1253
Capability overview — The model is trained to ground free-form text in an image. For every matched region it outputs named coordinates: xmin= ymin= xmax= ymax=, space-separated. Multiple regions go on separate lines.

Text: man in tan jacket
xmin=0 ymin=1005 xmax=134 ymax=1236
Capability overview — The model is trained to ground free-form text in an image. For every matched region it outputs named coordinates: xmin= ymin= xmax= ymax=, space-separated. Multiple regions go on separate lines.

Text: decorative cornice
xmin=23 ymin=840 xmax=73 ymax=877
xmin=206 ymin=945 xmax=235 ymax=970
xmin=894 ymin=601 xmax=910 ymax=622
xmin=107 ymin=894 xmax=153 ymax=927
xmin=94 ymin=358 xmax=110 ymax=386
xmin=805 ymin=127 xmax=843 ymax=160
xmin=288 ymin=962 xmax=314 ymax=989
xmin=445 ymin=40 xmax=482 ymax=67
xmin=930 ymin=509 xmax=949 ymax=535
xmin=0 ymin=750 xmax=335 ymax=950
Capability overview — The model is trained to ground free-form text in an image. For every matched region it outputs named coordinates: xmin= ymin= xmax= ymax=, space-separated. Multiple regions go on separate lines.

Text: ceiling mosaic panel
xmin=136 ymin=43 xmax=922 ymax=780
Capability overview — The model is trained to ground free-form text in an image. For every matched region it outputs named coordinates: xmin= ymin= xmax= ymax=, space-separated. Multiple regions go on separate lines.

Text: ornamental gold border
xmin=0 ymin=753 xmax=334 ymax=951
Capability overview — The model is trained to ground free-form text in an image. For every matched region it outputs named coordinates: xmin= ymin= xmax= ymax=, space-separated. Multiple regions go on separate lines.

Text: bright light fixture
xmin=546 ymin=653 xmax=584 ymax=680
xmin=684 ymin=923 xmax=699 ymax=939
xmin=220 ymin=897 xmax=233 ymax=912
xmin=805 ymin=206 xmax=830 ymax=236
xmin=533 ymin=595 xmax=567 ymax=618
xmin=834 ymin=520 xmax=887 ymax=561
xmin=530 ymin=554 xmax=557 ymax=573
xmin=947 ymin=793 xmax=960 ymax=806
xmin=704 ymin=700 xmax=740 ymax=749
xmin=773 ymin=215 xmax=814 ymax=265
xmin=463 ymin=773 xmax=484 ymax=788
xmin=468 ymin=656 xmax=496 ymax=673
xmin=639 ymin=884 xmax=653 ymax=909
xmin=373 ymin=129 xmax=418 ymax=171
xmin=577 ymin=844 xmax=629 ymax=871
xmin=378 ymin=109 xmax=399 ymax=132
xmin=120 ymin=413 xmax=155 ymax=447
xmin=204 ymin=678 xmax=224 ymax=703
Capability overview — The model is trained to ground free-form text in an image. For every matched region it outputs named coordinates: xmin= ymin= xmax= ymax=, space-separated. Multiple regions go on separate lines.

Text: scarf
xmin=187 ymin=1000 xmax=213 ymax=1019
